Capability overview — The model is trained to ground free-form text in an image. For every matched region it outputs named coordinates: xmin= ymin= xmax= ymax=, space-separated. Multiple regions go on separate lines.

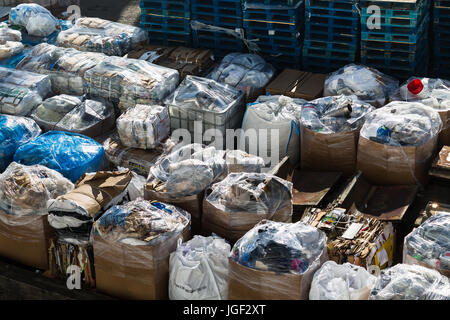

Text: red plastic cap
xmin=407 ymin=78 xmax=424 ymax=95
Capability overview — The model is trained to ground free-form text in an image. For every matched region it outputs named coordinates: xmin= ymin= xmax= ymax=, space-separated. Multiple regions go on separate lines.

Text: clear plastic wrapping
xmin=360 ymin=101 xmax=443 ymax=146
xmin=147 ymin=143 xmax=227 ymax=198
xmin=224 ymin=149 xmax=265 ymax=173
xmin=324 ymin=64 xmax=399 ymax=107
xmin=9 ymin=3 xmax=59 ymax=37
xmin=404 ymin=211 xmax=450 ymax=273
xmin=0 ymin=115 xmax=41 ymax=172
xmin=207 ymin=53 xmax=275 ymax=100
xmin=0 ymin=23 xmax=22 ymax=42
xmin=57 ymin=17 xmax=148 ymax=56
xmin=169 ymin=235 xmax=231 ymax=300
xmin=13 ymin=131 xmax=105 ymax=183
xmin=31 ymin=94 xmax=115 ymax=137
xmin=0 ymin=27 xmax=24 ymax=60
xmin=0 ymin=162 xmax=74 ymax=216
xmin=241 ymin=95 xmax=306 ymax=166
xmin=369 ymin=264 xmax=450 ymax=300
xmin=0 ymin=66 xmax=52 ymax=116
xmin=309 ymin=261 xmax=377 ymax=300
xmin=94 ymin=199 xmax=190 ymax=246
xmin=116 ymin=104 xmax=170 ymax=150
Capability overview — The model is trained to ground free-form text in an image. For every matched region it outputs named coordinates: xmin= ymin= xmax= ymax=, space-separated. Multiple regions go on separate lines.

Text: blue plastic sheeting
xmin=13 ymin=131 xmax=105 ymax=183
xmin=20 ymin=20 xmax=73 ymax=46
xmin=0 ymin=115 xmax=41 ymax=172
xmin=0 ymin=48 xmax=32 ymax=69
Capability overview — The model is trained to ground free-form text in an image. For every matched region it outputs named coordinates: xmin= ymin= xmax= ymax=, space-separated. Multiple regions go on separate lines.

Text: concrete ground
xmin=80 ymin=0 xmax=140 ymax=26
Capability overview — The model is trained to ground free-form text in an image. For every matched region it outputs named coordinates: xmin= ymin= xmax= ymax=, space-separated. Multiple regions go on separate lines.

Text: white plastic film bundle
xmin=31 ymin=94 xmax=115 ymax=137
xmin=0 ymin=23 xmax=22 ymax=42
xmin=116 ymin=104 xmax=170 ymax=150
xmin=228 ymin=220 xmax=327 ymax=300
xmin=0 ymin=23 xmax=23 ymax=60
xmin=309 ymin=261 xmax=377 ymax=300
xmin=147 ymin=143 xmax=227 ymax=198
xmin=369 ymin=264 xmax=450 ymax=300
xmin=9 ymin=3 xmax=59 ymax=37
xmin=207 ymin=53 xmax=275 ymax=100
xmin=404 ymin=211 xmax=450 ymax=275
xmin=0 ymin=66 xmax=52 ymax=116
xmin=57 ymin=17 xmax=148 ymax=56
xmin=0 ymin=162 xmax=74 ymax=216
xmin=17 ymin=43 xmax=107 ymax=96
xmin=223 ymin=149 xmax=265 ymax=173
xmin=169 ymin=235 xmax=231 ymax=300
xmin=324 ymin=64 xmax=399 ymax=107
xmin=241 ymin=95 xmax=306 ymax=166
xmin=164 ymin=75 xmax=244 ymax=145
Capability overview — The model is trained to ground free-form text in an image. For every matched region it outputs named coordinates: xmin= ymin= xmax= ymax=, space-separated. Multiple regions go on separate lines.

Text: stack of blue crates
xmin=139 ymin=0 xmax=191 ymax=46
xmin=191 ymin=0 xmax=245 ymax=58
xmin=360 ymin=0 xmax=431 ymax=79
xmin=433 ymin=0 xmax=450 ymax=79
xmin=303 ymin=0 xmax=360 ymax=73
xmin=243 ymin=0 xmax=304 ymax=68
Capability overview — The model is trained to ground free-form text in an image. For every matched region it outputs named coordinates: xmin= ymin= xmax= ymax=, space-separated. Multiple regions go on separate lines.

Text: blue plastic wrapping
xmin=13 ymin=131 xmax=104 ymax=182
xmin=9 ymin=4 xmax=59 ymax=37
xmin=0 ymin=115 xmax=41 ymax=172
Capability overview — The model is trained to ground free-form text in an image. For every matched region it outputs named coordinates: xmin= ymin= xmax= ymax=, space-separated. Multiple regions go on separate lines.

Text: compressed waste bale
xmin=223 ymin=149 xmax=265 ymax=173
xmin=93 ymin=199 xmax=190 ymax=300
xmin=208 ymin=53 xmax=275 ymax=102
xmin=169 ymin=235 xmax=231 ymax=300
xmin=9 ymin=3 xmax=59 ymax=37
xmin=13 ymin=131 xmax=105 ymax=183
xmin=357 ymin=101 xmax=442 ymax=185
xmin=301 ymin=95 xmax=375 ymax=176
xmin=0 ymin=162 xmax=73 ymax=269
xmin=116 ymin=104 xmax=170 ymax=150
xmin=228 ymin=220 xmax=328 ymax=300
xmin=369 ymin=264 xmax=450 ymax=300
xmin=324 ymin=64 xmax=399 ymax=108
xmin=103 ymin=134 xmax=176 ymax=177
xmin=241 ymin=95 xmax=306 ymax=166
xmin=0 ymin=24 xmax=24 ymax=59
xmin=47 ymin=170 xmax=133 ymax=244
xmin=31 ymin=94 xmax=115 ymax=137
xmin=0 ymin=23 xmax=22 ymax=42
xmin=164 ymin=75 xmax=244 ymax=146
xmin=0 ymin=115 xmax=41 ymax=172
xmin=398 ymin=77 xmax=450 ymax=146
xmin=403 ymin=211 xmax=450 ymax=277
xmin=57 ymin=17 xmax=148 ymax=56
xmin=309 ymin=261 xmax=377 ymax=300
xmin=203 ymin=172 xmax=293 ymax=243
xmin=0 ymin=66 xmax=52 ymax=116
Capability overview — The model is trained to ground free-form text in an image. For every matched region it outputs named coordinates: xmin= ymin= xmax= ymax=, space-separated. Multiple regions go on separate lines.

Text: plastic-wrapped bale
xmin=47 ymin=170 xmax=133 ymax=244
xmin=57 ymin=17 xmax=148 ymax=56
xmin=0 ymin=115 xmax=41 ymax=172
xmin=369 ymin=264 xmax=450 ymax=300
xmin=357 ymin=102 xmax=442 ymax=185
xmin=145 ymin=143 xmax=227 ymax=234
xmin=207 ymin=53 xmax=276 ymax=102
xmin=241 ymin=95 xmax=306 ymax=167
xmin=116 ymin=104 xmax=170 ymax=150
xmin=84 ymin=56 xmax=179 ymax=111
xmin=169 ymin=235 xmax=230 ymax=300
xmin=103 ymin=134 xmax=176 ymax=177
xmin=301 ymin=95 xmax=375 ymax=176
xmin=0 ymin=162 xmax=74 ymax=269
xmin=324 ymin=64 xmax=399 ymax=108
xmin=223 ymin=149 xmax=265 ymax=173
xmin=0 ymin=66 xmax=52 ymax=116
xmin=0 ymin=23 xmax=22 ymax=42
xmin=16 ymin=43 xmax=107 ymax=96
xmin=13 ymin=131 xmax=105 ymax=183
xmin=228 ymin=220 xmax=328 ymax=300
xmin=93 ymin=199 xmax=190 ymax=300
xmin=9 ymin=3 xmax=59 ymax=37
xmin=164 ymin=75 xmax=244 ymax=146
xmin=398 ymin=77 xmax=450 ymax=146
xmin=0 ymin=23 xmax=24 ymax=60
xmin=403 ymin=211 xmax=450 ymax=278
xmin=31 ymin=94 xmax=115 ymax=138
xmin=203 ymin=173 xmax=293 ymax=243
xmin=309 ymin=261 xmax=377 ymax=300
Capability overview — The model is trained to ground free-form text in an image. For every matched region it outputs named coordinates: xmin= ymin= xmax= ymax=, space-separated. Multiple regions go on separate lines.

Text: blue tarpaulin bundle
xmin=13 ymin=131 xmax=105 ymax=182
xmin=0 ymin=115 xmax=41 ymax=172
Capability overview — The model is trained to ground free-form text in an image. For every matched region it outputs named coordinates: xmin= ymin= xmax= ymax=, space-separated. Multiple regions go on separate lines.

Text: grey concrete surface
xmin=80 ymin=0 xmax=140 ymax=26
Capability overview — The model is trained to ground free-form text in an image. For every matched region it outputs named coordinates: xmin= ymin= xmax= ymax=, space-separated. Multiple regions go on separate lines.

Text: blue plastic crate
xmin=305 ymin=7 xmax=360 ymax=20
xmin=360 ymin=0 xmax=427 ymax=11
xmin=303 ymin=46 xmax=357 ymax=61
xmin=303 ymin=39 xmax=358 ymax=52
xmin=147 ymin=30 xmax=192 ymax=46
xmin=243 ymin=3 xmax=305 ymax=26
xmin=361 ymin=39 xmax=425 ymax=53
xmin=140 ymin=15 xmax=191 ymax=33
xmin=306 ymin=0 xmax=358 ymax=11
xmin=304 ymin=25 xmax=360 ymax=45
xmin=140 ymin=0 xmax=190 ymax=18
xmin=361 ymin=45 xmax=429 ymax=71
xmin=245 ymin=27 xmax=302 ymax=41
xmin=251 ymin=40 xmax=303 ymax=55
xmin=192 ymin=29 xmax=246 ymax=52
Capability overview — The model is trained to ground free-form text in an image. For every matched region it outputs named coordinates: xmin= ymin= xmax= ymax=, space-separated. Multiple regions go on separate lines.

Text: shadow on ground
xmin=79 ymin=0 xmax=140 ymax=26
